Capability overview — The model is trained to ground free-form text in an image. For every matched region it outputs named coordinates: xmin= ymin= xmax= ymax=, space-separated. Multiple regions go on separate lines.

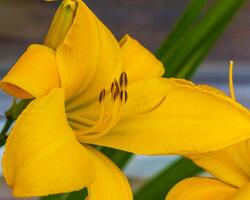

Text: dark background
xmin=0 ymin=0 xmax=250 ymax=68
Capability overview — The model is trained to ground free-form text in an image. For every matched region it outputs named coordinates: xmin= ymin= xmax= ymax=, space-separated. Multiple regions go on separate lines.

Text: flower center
xmin=73 ymin=72 xmax=128 ymax=141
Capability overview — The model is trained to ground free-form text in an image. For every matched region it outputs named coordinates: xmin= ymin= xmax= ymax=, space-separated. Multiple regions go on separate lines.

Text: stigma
xmin=229 ymin=60 xmax=236 ymax=101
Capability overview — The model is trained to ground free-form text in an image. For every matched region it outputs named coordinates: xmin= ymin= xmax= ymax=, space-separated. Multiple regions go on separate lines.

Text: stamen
xmin=99 ymin=89 xmax=106 ymax=103
xmin=120 ymin=90 xmax=128 ymax=103
xmin=111 ymin=79 xmax=120 ymax=101
xmin=119 ymin=72 xmax=128 ymax=89
xmin=111 ymin=82 xmax=115 ymax=93
xmin=68 ymin=115 xmax=96 ymax=127
xmin=76 ymin=73 xmax=129 ymax=141
xmin=93 ymin=101 xmax=121 ymax=137
xmin=114 ymin=79 xmax=119 ymax=89
xmin=76 ymin=98 xmax=121 ymax=140
xmin=229 ymin=60 xmax=236 ymax=101
xmin=111 ymin=80 xmax=118 ymax=93
xmin=76 ymin=93 xmax=106 ymax=136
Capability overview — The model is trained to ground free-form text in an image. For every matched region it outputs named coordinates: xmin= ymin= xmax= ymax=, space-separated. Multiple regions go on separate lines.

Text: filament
xmin=75 ymin=73 xmax=128 ymax=140
xmin=81 ymin=100 xmax=122 ymax=140
xmin=76 ymin=102 xmax=106 ymax=136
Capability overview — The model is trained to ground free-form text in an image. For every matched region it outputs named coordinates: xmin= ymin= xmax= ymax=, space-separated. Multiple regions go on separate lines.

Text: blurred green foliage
xmin=158 ymin=0 xmax=246 ymax=79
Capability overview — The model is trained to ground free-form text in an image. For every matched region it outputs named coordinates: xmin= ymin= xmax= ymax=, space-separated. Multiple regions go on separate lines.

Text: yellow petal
xmin=189 ymin=139 xmax=250 ymax=187
xmin=57 ymin=0 xmax=122 ymax=103
xmin=197 ymin=84 xmax=228 ymax=96
xmin=166 ymin=177 xmax=236 ymax=200
xmin=83 ymin=78 xmax=250 ymax=154
xmin=119 ymin=34 xmax=164 ymax=82
xmin=0 ymin=44 xmax=60 ymax=98
xmin=230 ymin=182 xmax=250 ymax=200
xmin=3 ymin=89 xmax=93 ymax=197
xmin=86 ymin=146 xmax=133 ymax=200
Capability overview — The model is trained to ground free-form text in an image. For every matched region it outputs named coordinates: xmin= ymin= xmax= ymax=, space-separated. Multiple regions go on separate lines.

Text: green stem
xmin=0 ymin=99 xmax=31 ymax=147
xmin=0 ymin=117 xmax=14 ymax=147
xmin=100 ymin=147 xmax=133 ymax=169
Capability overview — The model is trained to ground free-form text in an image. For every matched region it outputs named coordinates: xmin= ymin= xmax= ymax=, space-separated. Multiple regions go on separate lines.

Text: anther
xmin=114 ymin=79 xmax=119 ymax=88
xmin=120 ymin=90 xmax=128 ymax=103
xmin=111 ymin=79 xmax=119 ymax=92
xmin=111 ymin=79 xmax=120 ymax=101
xmin=111 ymin=82 xmax=115 ymax=93
xmin=119 ymin=72 xmax=128 ymax=89
xmin=113 ymin=92 xmax=118 ymax=101
xmin=115 ymin=80 xmax=120 ymax=94
xmin=99 ymin=89 xmax=106 ymax=103
xmin=76 ymin=78 xmax=128 ymax=140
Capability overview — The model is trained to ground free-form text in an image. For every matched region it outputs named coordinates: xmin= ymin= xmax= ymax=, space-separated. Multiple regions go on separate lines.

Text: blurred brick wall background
xmin=0 ymin=0 xmax=249 ymax=67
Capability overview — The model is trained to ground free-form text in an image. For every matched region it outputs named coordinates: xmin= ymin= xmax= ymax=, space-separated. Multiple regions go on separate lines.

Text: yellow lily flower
xmin=166 ymin=63 xmax=250 ymax=200
xmin=2 ymin=0 xmax=250 ymax=198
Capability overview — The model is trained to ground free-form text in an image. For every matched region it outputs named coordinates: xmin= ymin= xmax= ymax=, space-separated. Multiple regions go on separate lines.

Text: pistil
xmin=229 ymin=60 xmax=236 ymax=101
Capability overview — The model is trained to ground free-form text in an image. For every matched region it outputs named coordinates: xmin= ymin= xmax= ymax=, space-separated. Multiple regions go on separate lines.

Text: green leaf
xmin=40 ymin=194 xmax=69 ymax=200
xmin=134 ymin=158 xmax=202 ymax=200
xmin=156 ymin=0 xmax=207 ymax=59
xmin=160 ymin=0 xmax=246 ymax=78
xmin=40 ymin=188 xmax=87 ymax=200
xmin=176 ymin=20 xmax=225 ymax=78
xmin=64 ymin=188 xmax=87 ymax=200
xmin=100 ymin=147 xmax=133 ymax=169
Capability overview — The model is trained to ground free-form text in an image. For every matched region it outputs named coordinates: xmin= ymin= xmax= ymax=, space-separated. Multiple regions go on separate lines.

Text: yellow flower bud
xmin=44 ymin=0 xmax=78 ymax=49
